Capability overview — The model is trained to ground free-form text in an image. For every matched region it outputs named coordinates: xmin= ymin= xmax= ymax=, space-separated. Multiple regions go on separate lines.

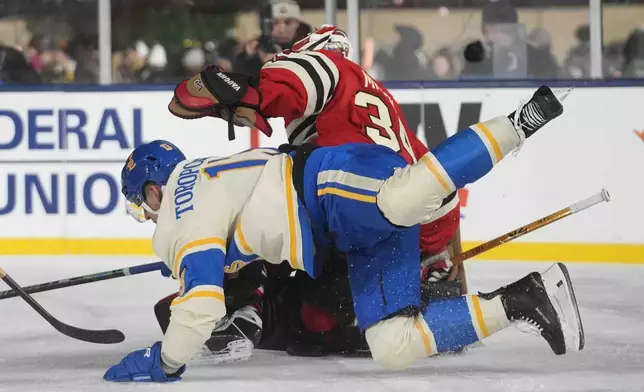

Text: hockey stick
xmin=0 ymin=261 xmax=164 ymax=300
xmin=451 ymin=189 xmax=611 ymax=266
xmin=0 ymin=267 xmax=125 ymax=344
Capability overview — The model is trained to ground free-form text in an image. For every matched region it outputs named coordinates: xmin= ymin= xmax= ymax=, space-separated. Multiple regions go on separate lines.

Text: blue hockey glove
xmin=160 ymin=263 xmax=172 ymax=278
xmin=103 ymin=341 xmax=186 ymax=382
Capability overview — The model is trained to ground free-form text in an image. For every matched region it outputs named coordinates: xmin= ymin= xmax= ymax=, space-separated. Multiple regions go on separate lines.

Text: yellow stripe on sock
xmin=421 ymin=155 xmax=451 ymax=193
xmin=471 ymin=295 xmax=490 ymax=338
xmin=476 ymin=122 xmax=503 ymax=162
xmin=415 ymin=318 xmax=433 ymax=355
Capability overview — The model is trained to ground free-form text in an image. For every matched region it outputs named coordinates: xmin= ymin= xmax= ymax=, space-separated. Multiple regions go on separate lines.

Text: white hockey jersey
xmin=152 ymin=148 xmax=315 ymax=369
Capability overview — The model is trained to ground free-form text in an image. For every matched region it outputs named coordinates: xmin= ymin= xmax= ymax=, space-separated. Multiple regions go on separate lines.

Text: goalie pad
xmin=168 ymin=66 xmax=273 ymax=140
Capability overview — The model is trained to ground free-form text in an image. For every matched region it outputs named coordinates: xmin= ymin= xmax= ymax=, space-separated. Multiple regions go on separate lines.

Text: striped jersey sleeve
xmin=260 ymin=50 xmax=340 ymax=119
xmin=157 ymin=233 xmax=229 ymax=369
xmin=152 ymin=188 xmax=232 ymax=368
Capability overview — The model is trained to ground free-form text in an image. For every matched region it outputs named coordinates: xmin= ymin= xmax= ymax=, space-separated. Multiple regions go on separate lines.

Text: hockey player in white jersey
xmin=104 ymin=81 xmax=584 ymax=382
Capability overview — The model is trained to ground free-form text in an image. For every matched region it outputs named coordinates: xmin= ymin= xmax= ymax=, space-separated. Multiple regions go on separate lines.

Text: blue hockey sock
xmin=421 ymin=295 xmax=510 ymax=353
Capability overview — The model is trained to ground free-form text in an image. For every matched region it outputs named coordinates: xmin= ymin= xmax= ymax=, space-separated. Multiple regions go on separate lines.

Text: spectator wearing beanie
xmin=138 ymin=43 xmax=170 ymax=84
xmin=462 ymin=1 xmax=559 ymax=79
xmin=233 ymin=0 xmax=312 ymax=76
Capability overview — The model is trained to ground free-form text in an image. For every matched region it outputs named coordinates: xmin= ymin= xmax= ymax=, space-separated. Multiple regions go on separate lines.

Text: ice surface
xmin=1 ymin=257 xmax=643 ymax=392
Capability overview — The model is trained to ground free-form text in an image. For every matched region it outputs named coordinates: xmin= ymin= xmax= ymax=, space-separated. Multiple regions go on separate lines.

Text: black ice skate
xmin=508 ymin=85 xmax=565 ymax=139
xmin=479 ymin=262 xmax=584 ymax=355
xmin=193 ymin=305 xmax=263 ymax=364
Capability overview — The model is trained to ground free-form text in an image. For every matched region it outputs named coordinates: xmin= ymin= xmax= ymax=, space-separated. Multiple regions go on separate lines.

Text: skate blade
xmin=191 ymin=338 xmax=254 ymax=365
xmin=553 ymin=87 xmax=574 ymax=103
xmin=541 ymin=262 xmax=585 ymax=353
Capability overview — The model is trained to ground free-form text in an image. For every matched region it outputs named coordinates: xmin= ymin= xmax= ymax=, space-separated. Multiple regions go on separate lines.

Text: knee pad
xmin=365 ymin=315 xmax=436 ymax=370
xmin=377 ymin=161 xmax=447 ymax=227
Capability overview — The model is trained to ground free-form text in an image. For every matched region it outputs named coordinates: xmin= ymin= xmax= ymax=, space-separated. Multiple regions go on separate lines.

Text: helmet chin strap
xmin=142 ymin=202 xmax=159 ymax=216
xmin=141 ymin=185 xmax=164 ymax=216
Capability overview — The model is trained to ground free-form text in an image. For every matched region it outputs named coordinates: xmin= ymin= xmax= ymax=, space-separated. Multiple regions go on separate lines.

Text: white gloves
xmin=420 ymin=250 xmax=453 ymax=283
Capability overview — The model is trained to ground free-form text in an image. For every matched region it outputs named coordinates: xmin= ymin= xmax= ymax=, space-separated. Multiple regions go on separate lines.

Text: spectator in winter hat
xmin=233 ymin=0 xmax=312 ymax=76
xmin=135 ymin=40 xmax=149 ymax=61
xmin=270 ymin=0 xmax=303 ymax=49
xmin=147 ymin=43 xmax=167 ymax=69
xmin=182 ymin=47 xmax=206 ymax=78
xmin=462 ymin=0 xmax=559 ymax=79
xmin=138 ymin=43 xmax=169 ymax=84
xmin=373 ymin=25 xmax=431 ymax=81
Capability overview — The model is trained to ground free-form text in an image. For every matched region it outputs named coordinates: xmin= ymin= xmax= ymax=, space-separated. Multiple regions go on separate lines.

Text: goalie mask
xmin=292 ymin=25 xmax=352 ymax=60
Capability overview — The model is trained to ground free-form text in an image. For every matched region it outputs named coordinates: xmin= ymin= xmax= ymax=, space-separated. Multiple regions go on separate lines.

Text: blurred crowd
xmin=368 ymin=1 xmax=644 ymax=80
xmin=1 ymin=0 xmax=644 ymax=85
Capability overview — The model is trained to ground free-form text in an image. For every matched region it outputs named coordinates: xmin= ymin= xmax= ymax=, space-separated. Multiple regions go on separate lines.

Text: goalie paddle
xmin=451 ymin=188 xmax=611 ymax=266
xmin=0 ymin=267 xmax=125 ymax=344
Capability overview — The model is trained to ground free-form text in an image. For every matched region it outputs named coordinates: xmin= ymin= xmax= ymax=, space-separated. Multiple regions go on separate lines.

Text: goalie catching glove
xmin=168 ymin=66 xmax=273 ymax=140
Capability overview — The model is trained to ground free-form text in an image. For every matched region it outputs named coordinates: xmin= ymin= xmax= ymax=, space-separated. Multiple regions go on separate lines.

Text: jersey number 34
xmin=355 ymin=91 xmax=416 ymax=162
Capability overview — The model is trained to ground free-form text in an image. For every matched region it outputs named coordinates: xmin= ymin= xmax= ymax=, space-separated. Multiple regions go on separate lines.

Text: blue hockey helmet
xmin=121 ymin=140 xmax=186 ymax=207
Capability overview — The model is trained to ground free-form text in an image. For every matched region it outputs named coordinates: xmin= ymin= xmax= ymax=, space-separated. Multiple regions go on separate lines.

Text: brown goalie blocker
xmin=168 ymin=66 xmax=273 ymax=140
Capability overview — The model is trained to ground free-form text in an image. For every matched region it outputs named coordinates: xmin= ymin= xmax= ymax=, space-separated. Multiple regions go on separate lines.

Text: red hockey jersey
xmin=258 ymin=50 xmax=459 ymax=255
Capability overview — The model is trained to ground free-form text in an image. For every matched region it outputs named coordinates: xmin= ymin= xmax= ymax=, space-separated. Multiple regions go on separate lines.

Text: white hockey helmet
xmin=291 ymin=25 xmax=352 ymax=60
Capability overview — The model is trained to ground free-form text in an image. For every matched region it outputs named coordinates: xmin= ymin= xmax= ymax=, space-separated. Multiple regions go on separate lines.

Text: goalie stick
xmin=425 ymin=189 xmax=610 ymax=301
xmin=0 ymin=267 xmax=125 ymax=344
xmin=451 ymin=188 xmax=611 ymax=266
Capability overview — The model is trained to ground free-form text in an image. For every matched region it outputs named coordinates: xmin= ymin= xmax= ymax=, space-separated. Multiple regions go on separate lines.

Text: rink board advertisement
xmin=0 ymin=87 xmax=642 ymax=262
